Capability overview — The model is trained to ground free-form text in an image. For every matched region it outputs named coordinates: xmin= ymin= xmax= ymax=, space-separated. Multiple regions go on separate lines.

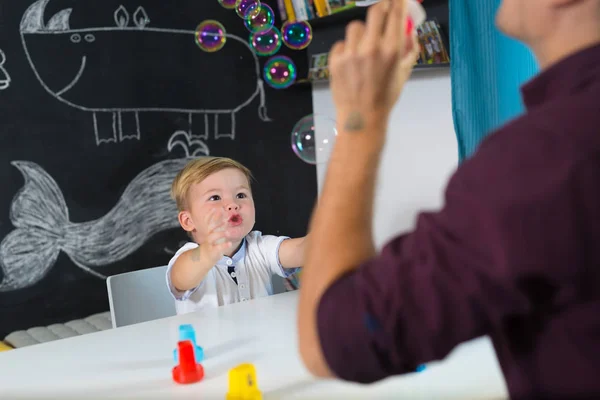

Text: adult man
xmin=298 ymin=0 xmax=600 ymax=398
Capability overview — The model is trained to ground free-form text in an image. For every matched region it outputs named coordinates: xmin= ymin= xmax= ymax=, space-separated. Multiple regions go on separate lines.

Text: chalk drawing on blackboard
xmin=114 ymin=5 xmax=150 ymax=29
xmin=164 ymin=240 xmax=189 ymax=255
xmin=0 ymin=49 xmax=10 ymax=90
xmin=0 ymin=157 xmax=196 ymax=292
xmin=19 ymin=0 xmax=271 ymax=146
xmin=168 ymin=130 xmax=210 ymax=157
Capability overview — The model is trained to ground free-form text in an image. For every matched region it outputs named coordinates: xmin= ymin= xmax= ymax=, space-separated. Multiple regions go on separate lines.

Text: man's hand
xmin=329 ymin=0 xmax=420 ymax=130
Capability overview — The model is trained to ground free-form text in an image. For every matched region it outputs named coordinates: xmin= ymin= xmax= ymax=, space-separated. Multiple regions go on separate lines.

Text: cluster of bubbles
xmin=194 ymin=1 xmax=338 ymax=165
xmin=194 ymin=0 xmax=312 ymax=90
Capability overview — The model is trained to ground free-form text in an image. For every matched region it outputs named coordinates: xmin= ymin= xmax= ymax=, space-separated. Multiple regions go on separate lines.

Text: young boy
xmin=167 ymin=157 xmax=306 ymax=314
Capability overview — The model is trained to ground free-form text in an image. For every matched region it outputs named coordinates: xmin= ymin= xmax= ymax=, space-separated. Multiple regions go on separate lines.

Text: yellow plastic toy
xmin=226 ymin=363 xmax=262 ymax=400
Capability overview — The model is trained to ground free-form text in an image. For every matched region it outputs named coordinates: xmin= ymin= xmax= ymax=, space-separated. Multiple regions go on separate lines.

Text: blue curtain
xmin=449 ymin=0 xmax=539 ymax=161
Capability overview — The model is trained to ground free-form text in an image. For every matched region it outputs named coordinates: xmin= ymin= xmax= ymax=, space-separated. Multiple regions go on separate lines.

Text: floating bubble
xmin=218 ymin=0 xmax=237 ymax=9
xmin=291 ymin=114 xmax=337 ymax=165
xmin=194 ymin=20 xmax=226 ymax=52
xmin=250 ymin=27 xmax=282 ymax=56
xmin=244 ymin=4 xmax=275 ymax=33
xmin=281 ymin=20 xmax=312 ymax=50
xmin=235 ymin=0 xmax=261 ymax=18
xmin=263 ymin=55 xmax=297 ymax=89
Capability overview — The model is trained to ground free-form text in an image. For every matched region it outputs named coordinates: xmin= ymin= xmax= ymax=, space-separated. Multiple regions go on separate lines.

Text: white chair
xmin=106 ymin=266 xmax=176 ymax=328
xmin=272 ymin=275 xmax=288 ymax=295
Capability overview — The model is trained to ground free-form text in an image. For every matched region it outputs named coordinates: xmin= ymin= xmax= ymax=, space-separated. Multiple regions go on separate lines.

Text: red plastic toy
xmin=172 ymin=340 xmax=204 ymax=384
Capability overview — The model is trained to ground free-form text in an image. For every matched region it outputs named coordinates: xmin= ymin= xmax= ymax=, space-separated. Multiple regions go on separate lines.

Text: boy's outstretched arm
xmin=170 ymin=247 xmax=216 ymax=291
xmin=279 ymin=236 xmax=308 ymax=268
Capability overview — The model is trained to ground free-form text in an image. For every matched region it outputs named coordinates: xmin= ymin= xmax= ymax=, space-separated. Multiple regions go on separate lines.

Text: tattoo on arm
xmin=191 ymin=247 xmax=201 ymax=262
xmin=343 ymin=111 xmax=365 ymax=132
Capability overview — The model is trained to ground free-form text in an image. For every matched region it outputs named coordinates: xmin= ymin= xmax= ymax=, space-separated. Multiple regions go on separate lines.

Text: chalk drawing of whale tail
xmin=0 ymin=157 xmax=194 ymax=292
xmin=0 ymin=161 xmax=70 ymax=291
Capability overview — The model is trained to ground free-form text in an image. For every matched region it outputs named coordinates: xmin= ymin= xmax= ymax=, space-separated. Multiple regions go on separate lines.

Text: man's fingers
xmin=329 ymin=40 xmax=345 ymax=76
xmin=344 ymin=20 xmax=365 ymax=53
xmin=383 ymin=0 xmax=409 ymax=54
xmin=330 ymin=40 xmax=345 ymax=60
xmin=361 ymin=0 xmax=389 ymax=53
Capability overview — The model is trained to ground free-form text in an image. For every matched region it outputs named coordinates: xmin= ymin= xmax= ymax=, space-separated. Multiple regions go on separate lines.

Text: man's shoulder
xmin=478 ymin=95 xmax=600 ymax=163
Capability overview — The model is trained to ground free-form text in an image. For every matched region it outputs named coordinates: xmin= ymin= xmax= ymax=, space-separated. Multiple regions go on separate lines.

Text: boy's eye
xmin=208 ymin=195 xmax=221 ymax=201
xmin=236 ymin=193 xmax=247 ymax=199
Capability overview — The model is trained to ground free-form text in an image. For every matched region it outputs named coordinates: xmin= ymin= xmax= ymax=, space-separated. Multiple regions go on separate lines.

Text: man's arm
xmin=297 ymin=111 xmax=387 ymax=377
xmin=278 ymin=236 xmax=307 ymax=269
xmin=298 ymin=0 xmax=430 ymax=378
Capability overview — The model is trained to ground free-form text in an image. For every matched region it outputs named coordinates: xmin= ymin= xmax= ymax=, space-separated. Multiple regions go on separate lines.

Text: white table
xmin=0 ymin=291 xmax=508 ymax=399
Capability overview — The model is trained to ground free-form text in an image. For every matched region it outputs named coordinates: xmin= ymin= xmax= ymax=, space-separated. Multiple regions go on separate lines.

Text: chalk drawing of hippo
xmin=20 ymin=0 xmax=270 ymax=146
xmin=0 ymin=49 xmax=10 ymax=90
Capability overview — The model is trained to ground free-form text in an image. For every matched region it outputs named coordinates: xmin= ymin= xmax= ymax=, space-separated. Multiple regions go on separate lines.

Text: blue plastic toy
xmin=173 ymin=324 xmax=204 ymax=363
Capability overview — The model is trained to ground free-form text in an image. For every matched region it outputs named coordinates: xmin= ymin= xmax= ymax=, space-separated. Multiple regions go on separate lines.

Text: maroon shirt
xmin=317 ymin=43 xmax=600 ymax=399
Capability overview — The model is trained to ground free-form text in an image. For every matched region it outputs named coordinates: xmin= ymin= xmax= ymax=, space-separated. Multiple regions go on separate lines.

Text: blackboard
xmin=0 ymin=0 xmax=315 ymax=337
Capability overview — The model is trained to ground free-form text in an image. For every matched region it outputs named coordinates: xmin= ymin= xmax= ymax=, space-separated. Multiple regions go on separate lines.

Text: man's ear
xmin=178 ymin=211 xmax=195 ymax=232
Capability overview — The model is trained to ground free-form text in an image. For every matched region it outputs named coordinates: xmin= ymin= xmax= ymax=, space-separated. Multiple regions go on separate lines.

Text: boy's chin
xmin=226 ymin=225 xmax=251 ymax=241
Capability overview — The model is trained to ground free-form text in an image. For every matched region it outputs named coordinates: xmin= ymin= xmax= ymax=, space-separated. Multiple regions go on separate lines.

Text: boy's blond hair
xmin=171 ymin=157 xmax=253 ymax=211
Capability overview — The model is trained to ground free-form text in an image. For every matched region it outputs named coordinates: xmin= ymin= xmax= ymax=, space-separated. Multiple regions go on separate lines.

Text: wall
xmin=313 ymin=69 xmax=458 ymax=248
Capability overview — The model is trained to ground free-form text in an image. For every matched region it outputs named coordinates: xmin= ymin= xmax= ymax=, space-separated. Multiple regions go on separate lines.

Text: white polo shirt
xmin=166 ymin=231 xmax=298 ymax=314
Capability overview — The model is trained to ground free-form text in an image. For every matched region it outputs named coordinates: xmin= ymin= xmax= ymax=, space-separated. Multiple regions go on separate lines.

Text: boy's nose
xmin=226 ymin=203 xmax=239 ymax=211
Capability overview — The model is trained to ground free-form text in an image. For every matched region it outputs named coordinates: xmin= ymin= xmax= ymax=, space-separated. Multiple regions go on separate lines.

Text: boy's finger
xmin=207 ymin=209 xmax=226 ymax=228
xmin=205 ymin=208 xmax=217 ymax=224
xmin=216 ymin=241 xmax=233 ymax=253
xmin=210 ymin=220 xmax=228 ymax=235
xmin=213 ymin=237 xmax=228 ymax=246
xmin=208 ymin=227 xmax=229 ymax=243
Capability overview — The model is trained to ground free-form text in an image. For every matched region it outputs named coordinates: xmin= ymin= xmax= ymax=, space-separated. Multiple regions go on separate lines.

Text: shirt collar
xmin=215 ymin=238 xmax=246 ymax=267
xmin=521 ymin=42 xmax=600 ymax=109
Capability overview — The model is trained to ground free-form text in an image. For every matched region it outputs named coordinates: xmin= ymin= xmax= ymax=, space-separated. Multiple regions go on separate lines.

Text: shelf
xmin=413 ymin=62 xmax=450 ymax=70
xmin=292 ymin=62 xmax=449 ymax=87
xmin=305 ymin=0 xmax=449 ymax=30
xmin=308 ymin=6 xmax=368 ymax=29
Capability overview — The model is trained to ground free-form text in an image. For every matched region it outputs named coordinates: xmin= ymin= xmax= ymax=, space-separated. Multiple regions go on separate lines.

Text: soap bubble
xmin=263 ymin=55 xmax=297 ymax=89
xmin=218 ymin=0 xmax=237 ymax=9
xmin=291 ymin=114 xmax=337 ymax=165
xmin=194 ymin=20 xmax=226 ymax=52
xmin=281 ymin=20 xmax=312 ymax=50
xmin=236 ymin=0 xmax=261 ymax=18
xmin=250 ymin=27 xmax=282 ymax=56
xmin=244 ymin=4 xmax=275 ymax=33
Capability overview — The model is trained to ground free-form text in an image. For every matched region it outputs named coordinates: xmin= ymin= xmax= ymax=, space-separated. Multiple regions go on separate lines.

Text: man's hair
xmin=171 ymin=157 xmax=253 ymax=211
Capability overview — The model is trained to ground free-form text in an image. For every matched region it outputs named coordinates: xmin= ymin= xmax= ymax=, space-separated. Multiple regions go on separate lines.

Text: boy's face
xmin=179 ymin=168 xmax=255 ymax=244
